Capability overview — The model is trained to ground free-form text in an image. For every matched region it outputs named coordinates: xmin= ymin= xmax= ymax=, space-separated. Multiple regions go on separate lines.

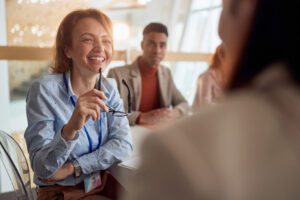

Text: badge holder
xmin=84 ymin=172 xmax=102 ymax=193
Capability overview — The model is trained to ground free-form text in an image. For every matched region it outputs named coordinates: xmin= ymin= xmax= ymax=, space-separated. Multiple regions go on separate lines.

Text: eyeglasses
xmin=99 ymin=68 xmax=131 ymax=117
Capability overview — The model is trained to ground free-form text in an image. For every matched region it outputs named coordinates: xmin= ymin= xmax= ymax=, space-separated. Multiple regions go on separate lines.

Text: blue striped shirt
xmin=25 ymin=71 xmax=132 ymax=186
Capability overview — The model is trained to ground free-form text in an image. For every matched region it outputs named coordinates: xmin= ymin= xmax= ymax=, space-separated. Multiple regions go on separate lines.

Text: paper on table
xmin=118 ymin=156 xmax=141 ymax=170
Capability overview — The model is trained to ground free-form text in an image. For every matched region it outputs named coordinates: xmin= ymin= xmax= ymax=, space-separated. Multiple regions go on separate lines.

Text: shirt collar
xmin=64 ymin=70 xmax=76 ymax=98
xmin=64 ymin=71 xmax=110 ymax=100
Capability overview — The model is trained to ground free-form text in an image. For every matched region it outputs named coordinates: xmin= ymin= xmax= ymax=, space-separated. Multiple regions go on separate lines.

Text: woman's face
xmin=219 ymin=0 xmax=257 ymax=50
xmin=65 ymin=17 xmax=113 ymax=76
xmin=218 ymin=0 xmax=257 ymax=86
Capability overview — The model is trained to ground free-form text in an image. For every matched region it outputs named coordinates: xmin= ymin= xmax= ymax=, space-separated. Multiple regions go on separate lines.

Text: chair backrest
xmin=0 ymin=130 xmax=34 ymax=200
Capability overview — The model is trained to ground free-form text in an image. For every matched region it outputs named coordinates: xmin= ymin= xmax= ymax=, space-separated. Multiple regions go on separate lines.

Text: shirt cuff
xmin=52 ymin=127 xmax=80 ymax=153
xmin=76 ymin=153 xmax=98 ymax=175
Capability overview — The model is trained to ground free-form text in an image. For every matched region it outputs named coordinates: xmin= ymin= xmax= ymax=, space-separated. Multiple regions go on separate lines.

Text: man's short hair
xmin=143 ymin=22 xmax=168 ymax=37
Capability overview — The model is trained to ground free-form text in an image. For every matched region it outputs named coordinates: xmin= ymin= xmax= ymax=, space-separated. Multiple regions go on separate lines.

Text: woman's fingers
xmin=68 ymin=89 xmax=109 ymax=131
xmin=78 ymin=90 xmax=109 ymax=112
xmin=85 ymin=105 xmax=100 ymax=121
xmin=90 ymin=89 xmax=107 ymax=100
xmin=86 ymin=96 xmax=108 ymax=112
xmin=79 ymin=106 xmax=98 ymax=121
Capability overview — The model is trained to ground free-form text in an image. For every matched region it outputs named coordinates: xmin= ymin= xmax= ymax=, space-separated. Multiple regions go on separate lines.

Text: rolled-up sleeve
xmin=25 ymin=81 xmax=79 ymax=178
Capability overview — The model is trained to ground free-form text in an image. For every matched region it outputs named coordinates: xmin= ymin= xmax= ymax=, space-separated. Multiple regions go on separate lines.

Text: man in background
xmin=108 ymin=22 xmax=188 ymax=126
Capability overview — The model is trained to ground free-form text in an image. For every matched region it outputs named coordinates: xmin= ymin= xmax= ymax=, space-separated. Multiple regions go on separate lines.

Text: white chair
xmin=0 ymin=130 xmax=35 ymax=200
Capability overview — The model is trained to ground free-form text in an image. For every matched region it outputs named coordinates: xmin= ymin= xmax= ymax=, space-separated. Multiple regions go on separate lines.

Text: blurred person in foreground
xmin=108 ymin=23 xmax=188 ymax=126
xmin=25 ymin=9 xmax=132 ymax=200
xmin=192 ymin=43 xmax=225 ymax=110
xmin=125 ymin=0 xmax=300 ymax=199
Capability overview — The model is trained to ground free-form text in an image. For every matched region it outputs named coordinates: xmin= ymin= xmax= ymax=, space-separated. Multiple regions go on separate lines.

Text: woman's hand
xmin=62 ymin=89 xmax=109 ymax=141
xmin=38 ymin=162 xmax=74 ymax=184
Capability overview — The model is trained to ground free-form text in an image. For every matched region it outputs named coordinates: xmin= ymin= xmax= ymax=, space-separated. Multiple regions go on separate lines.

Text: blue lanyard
xmin=63 ymin=73 xmax=102 ymax=153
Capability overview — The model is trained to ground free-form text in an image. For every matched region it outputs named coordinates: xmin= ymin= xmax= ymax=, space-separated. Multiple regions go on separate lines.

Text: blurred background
xmin=0 ymin=0 xmax=222 ymax=194
xmin=0 ymin=0 xmax=221 ymax=136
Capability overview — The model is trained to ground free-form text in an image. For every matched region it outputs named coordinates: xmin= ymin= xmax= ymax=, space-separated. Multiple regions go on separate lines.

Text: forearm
xmin=61 ymin=122 xmax=78 ymax=141
xmin=29 ymin=128 xmax=79 ymax=178
xmin=77 ymin=137 xmax=133 ymax=174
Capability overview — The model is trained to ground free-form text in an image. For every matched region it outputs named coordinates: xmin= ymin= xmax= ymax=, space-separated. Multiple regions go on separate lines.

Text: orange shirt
xmin=138 ymin=58 xmax=160 ymax=112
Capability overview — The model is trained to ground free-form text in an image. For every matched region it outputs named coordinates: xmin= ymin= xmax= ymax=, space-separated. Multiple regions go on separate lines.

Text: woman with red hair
xmin=25 ymin=9 xmax=132 ymax=200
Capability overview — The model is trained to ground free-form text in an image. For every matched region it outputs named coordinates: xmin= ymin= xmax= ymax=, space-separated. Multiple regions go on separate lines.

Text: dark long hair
xmin=229 ymin=0 xmax=300 ymax=89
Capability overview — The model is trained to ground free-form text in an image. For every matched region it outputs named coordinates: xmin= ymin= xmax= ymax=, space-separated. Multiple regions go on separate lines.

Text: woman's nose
xmin=94 ymin=40 xmax=104 ymax=52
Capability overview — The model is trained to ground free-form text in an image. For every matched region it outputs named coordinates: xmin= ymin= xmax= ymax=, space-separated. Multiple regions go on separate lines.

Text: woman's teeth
xmin=90 ymin=57 xmax=105 ymax=62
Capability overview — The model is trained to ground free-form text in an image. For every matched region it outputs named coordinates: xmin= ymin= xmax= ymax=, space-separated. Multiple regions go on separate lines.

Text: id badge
xmin=84 ymin=172 xmax=102 ymax=193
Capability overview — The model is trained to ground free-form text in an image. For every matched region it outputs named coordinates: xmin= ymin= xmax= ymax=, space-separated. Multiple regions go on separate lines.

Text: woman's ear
xmin=64 ymin=46 xmax=72 ymax=59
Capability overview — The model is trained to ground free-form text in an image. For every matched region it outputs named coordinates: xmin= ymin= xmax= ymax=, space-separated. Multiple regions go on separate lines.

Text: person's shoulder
xmin=161 ymin=90 xmax=276 ymax=140
xmin=109 ymin=65 xmax=128 ymax=71
xmin=28 ymin=74 xmax=64 ymax=96
xmin=158 ymin=64 xmax=173 ymax=78
xmin=140 ymin=90 xmax=278 ymax=175
xmin=159 ymin=64 xmax=171 ymax=72
xmin=31 ymin=73 xmax=63 ymax=89
xmin=108 ymin=65 xmax=132 ymax=79
xmin=108 ymin=63 xmax=134 ymax=73
xmin=201 ymin=90 xmax=277 ymax=126
xmin=27 ymin=73 xmax=64 ymax=99
xmin=200 ymin=68 xmax=216 ymax=79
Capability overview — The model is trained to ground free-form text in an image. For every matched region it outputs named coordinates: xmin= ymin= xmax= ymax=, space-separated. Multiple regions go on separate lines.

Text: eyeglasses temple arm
xmin=122 ymin=79 xmax=131 ymax=113
xmin=99 ymin=68 xmax=102 ymax=91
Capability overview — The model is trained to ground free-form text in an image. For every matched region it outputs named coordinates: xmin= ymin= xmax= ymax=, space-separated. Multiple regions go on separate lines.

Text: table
xmin=109 ymin=125 xmax=152 ymax=190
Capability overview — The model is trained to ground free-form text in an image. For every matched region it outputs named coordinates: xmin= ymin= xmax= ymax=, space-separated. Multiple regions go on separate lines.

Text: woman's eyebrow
xmin=80 ymin=33 xmax=94 ymax=37
xmin=80 ymin=33 xmax=110 ymax=39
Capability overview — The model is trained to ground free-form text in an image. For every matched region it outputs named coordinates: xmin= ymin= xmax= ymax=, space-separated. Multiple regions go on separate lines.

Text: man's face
xmin=141 ymin=32 xmax=167 ymax=67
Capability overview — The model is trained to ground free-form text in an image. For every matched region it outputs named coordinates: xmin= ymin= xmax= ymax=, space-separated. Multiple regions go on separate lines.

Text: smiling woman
xmin=64 ymin=17 xmax=113 ymax=80
xmin=52 ymin=9 xmax=114 ymax=74
xmin=24 ymin=9 xmax=132 ymax=200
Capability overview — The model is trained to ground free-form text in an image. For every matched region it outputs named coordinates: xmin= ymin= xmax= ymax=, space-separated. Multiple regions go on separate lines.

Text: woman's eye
xmin=82 ymin=38 xmax=93 ymax=42
xmin=103 ymin=39 xmax=112 ymax=45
